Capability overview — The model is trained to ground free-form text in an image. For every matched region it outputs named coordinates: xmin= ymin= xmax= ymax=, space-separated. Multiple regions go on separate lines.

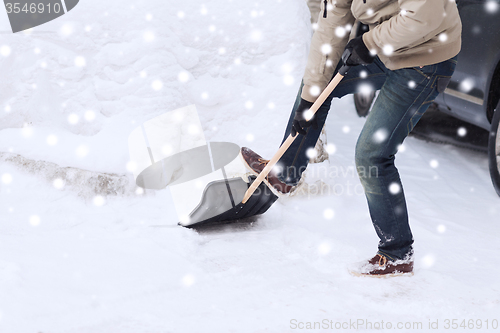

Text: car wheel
xmin=353 ymin=91 xmax=376 ymax=117
xmin=488 ymin=103 xmax=500 ymax=197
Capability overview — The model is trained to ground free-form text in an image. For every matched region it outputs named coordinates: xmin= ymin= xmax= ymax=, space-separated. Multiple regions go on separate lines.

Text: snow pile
xmin=0 ymin=0 xmax=311 ymax=177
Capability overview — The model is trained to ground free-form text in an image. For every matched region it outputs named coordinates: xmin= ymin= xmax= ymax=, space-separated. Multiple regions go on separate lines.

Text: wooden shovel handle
xmin=242 ymin=72 xmax=345 ymax=203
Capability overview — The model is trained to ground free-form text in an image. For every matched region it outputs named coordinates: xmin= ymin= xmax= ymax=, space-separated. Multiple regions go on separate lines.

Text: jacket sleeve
xmin=362 ymin=0 xmax=446 ymax=58
xmin=301 ymin=0 xmax=355 ymax=102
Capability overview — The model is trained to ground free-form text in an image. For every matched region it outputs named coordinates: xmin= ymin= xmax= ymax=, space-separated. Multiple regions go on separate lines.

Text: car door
xmin=434 ymin=0 xmax=500 ymax=130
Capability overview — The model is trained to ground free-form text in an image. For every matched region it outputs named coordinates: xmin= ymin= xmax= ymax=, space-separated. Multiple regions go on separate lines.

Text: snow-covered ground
xmin=1 ymin=0 xmax=499 ymax=332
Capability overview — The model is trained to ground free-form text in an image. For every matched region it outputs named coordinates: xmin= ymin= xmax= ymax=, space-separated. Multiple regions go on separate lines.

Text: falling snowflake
xmin=208 ymin=25 xmax=216 ymax=33
xmin=358 ymin=83 xmax=373 ymax=95
xmin=0 ymin=45 xmax=11 ymax=57
xmin=307 ymin=86 xmax=320 ymax=97
xmin=421 ymin=254 xmax=436 ymax=269
xmin=246 ymin=134 xmax=254 ymax=142
xmin=85 ymin=25 xmax=92 ymax=32
xmin=388 ymin=182 xmax=401 ymax=195
xmin=182 ymin=274 xmax=195 ymax=287
xmin=397 ymin=144 xmax=406 ymax=152
xmin=438 ymin=33 xmax=448 ymax=42
xmin=373 ymin=128 xmax=389 ymax=143
xmin=281 ymin=62 xmax=293 ymax=73
xmin=200 ymin=5 xmax=208 ymax=15
xmin=188 ymin=124 xmax=199 ymax=135
xmin=140 ymin=71 xmax=147 ymax=78
xmin=459 ymin=78 xmax=474 ymax=93
xmin=486 ymin=0 xmax=499 ymax=13
xmin=342 ymin=126 xmax=350 ymax=133
xmin=429 ymin=159 xmax=439 ymax=168
xmin=283 ymin=75 xmax=294 ymax=86
xmin=84 ymin=110 xmax=96 ymax=121
xmin=323 ymin=209 xmax=335 ymax=220
xmin=1 ymin=173 xmax=12 ymax=184
xmin=143 ymin=31 xmax=155 ymax=42
xmin=135 ymin=187 xmax=144 ymax=195
xmin=326 ymin=143 xmax=337 ymax=154
xmin=93 ymin=195 xmax=105 ymax=207
xmin=457 ymin=127 xmax=467 ymax=137
xmin=250 ymin=30 xmax=262 ymax=42
xmin=178 ymin=71 xmax=189 ymax=83
xmin=53 ymin=178 xmax=64 ymax=189
xmin=245 ymin=100 xmax=254 ymax=109
xmin=29 ymin=215 xmax=41 ymax=227
xmin=21 ymin=126 xmax=34 ymax=138
xmin=367 ymin=8 xmax=374 ymax=15
xmin=74 ymin=56 xmax=86 ymax=67
xmin=67 ymin=113 xmax=79 ymax=125
xmin=34 ymin=47 xmax=41 ymax=54
xmin=318 ymin=242 xmax=332 ymax=255
xmin=383 ymin=44 xmax=394 ymax=56
xmin=306 ymin=148 xmax=318 ymax=159
xmin=303 ymin=109 xmax=314 ymax=121
xmin=46 ymin=135 xmax=58 ymax=146
xmin=360 ymin=70 xmax=368 ymax=79
xmin=126 ymin=161 xmax=137 ymax=172
xmin=335 ymin=27 xmax=346 ymax=38
xmin=267 ymin=102 xmax=275 ymax=109
xmin=4 ymin=105 xmax=11 ymax=113
xmin=145 ymin=13 xmax=153 ymax=21
xmin=437 ymin=224 xmax=446 ymax=233
xmin=59 ymin=24 xmax=74 ymax=37
xmin=151 ymin=80 xmax=163 ymax=91
xmin=408 ymin=80 xmax=416 ymax=89
xmin=218 ymin=47 xmax=226 ymax=55
xmin=321 ymin=44 xmax=333 ymax=55
xmin=272 ymin=163 xmax=283 ymax=174
xmin=177 ymin=11 xmax=185 ymax=19
xmin=76 ymin=144 xmax=89 ymax=158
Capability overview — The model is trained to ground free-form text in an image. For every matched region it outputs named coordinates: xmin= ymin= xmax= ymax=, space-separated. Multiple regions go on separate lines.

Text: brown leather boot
xmin=349 ymin=254 xmax=414 ymax=277
xmin=240 ymin=147 xmax=294 ymax=195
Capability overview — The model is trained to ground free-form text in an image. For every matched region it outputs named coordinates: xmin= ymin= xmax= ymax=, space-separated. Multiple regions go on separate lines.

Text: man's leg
xmin=277 ymin=58 xmax=388 ymax=185
xmin=355 ymin=57 xmax=457 ymax=260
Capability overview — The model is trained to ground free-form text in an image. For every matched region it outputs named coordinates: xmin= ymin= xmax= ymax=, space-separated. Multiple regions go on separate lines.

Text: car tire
xmin=353 ymin=91 xmax=376 ymax=117
xmin=488 ymin=102 xmax=500 ymax=197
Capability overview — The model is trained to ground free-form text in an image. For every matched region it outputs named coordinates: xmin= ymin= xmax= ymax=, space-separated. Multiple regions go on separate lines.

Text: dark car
xmin=353 ymin=0 xmax=500 ymax=197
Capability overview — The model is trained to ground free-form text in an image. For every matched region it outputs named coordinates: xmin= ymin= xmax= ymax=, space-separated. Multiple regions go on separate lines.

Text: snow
xmin=1 ymin=0 xmax=500 ymax=332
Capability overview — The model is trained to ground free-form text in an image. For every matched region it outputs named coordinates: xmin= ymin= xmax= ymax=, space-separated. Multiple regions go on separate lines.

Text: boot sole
xmin=239 ymin=151 xmax=294 ymax=198
xmin=349 ymin=269 xmax=414 ymax=278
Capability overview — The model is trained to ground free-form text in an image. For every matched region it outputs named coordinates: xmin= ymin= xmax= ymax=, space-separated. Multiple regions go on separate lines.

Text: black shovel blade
xmin=179 ymin=175 xmax=278 ymax=229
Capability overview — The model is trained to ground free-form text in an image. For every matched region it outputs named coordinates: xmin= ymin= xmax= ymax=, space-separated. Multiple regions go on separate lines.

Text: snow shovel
xmin=180 ymin=174 xmax=279 ymax=228
xmin=180 ymin=53 xmax=352 ymax=228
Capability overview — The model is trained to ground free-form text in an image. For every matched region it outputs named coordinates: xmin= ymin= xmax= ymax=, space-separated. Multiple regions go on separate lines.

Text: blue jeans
xmin=278 ymin=56 xmax=457 ymax=260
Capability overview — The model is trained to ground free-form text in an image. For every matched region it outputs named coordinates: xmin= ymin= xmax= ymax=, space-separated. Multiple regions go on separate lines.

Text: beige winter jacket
xmin=301 ymin=0 xmax=462 ymax=102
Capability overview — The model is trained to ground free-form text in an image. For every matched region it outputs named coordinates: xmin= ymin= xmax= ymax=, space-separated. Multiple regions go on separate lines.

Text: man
xmin=241 ymin=0 xmax=461 ymax=277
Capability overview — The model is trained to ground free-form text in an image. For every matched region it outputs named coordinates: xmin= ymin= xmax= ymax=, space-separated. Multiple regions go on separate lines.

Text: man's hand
xmin=291 ymin=98 xmax=318 ymax=137
xmin=344 ymin=36 xmax=375 ymax=67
